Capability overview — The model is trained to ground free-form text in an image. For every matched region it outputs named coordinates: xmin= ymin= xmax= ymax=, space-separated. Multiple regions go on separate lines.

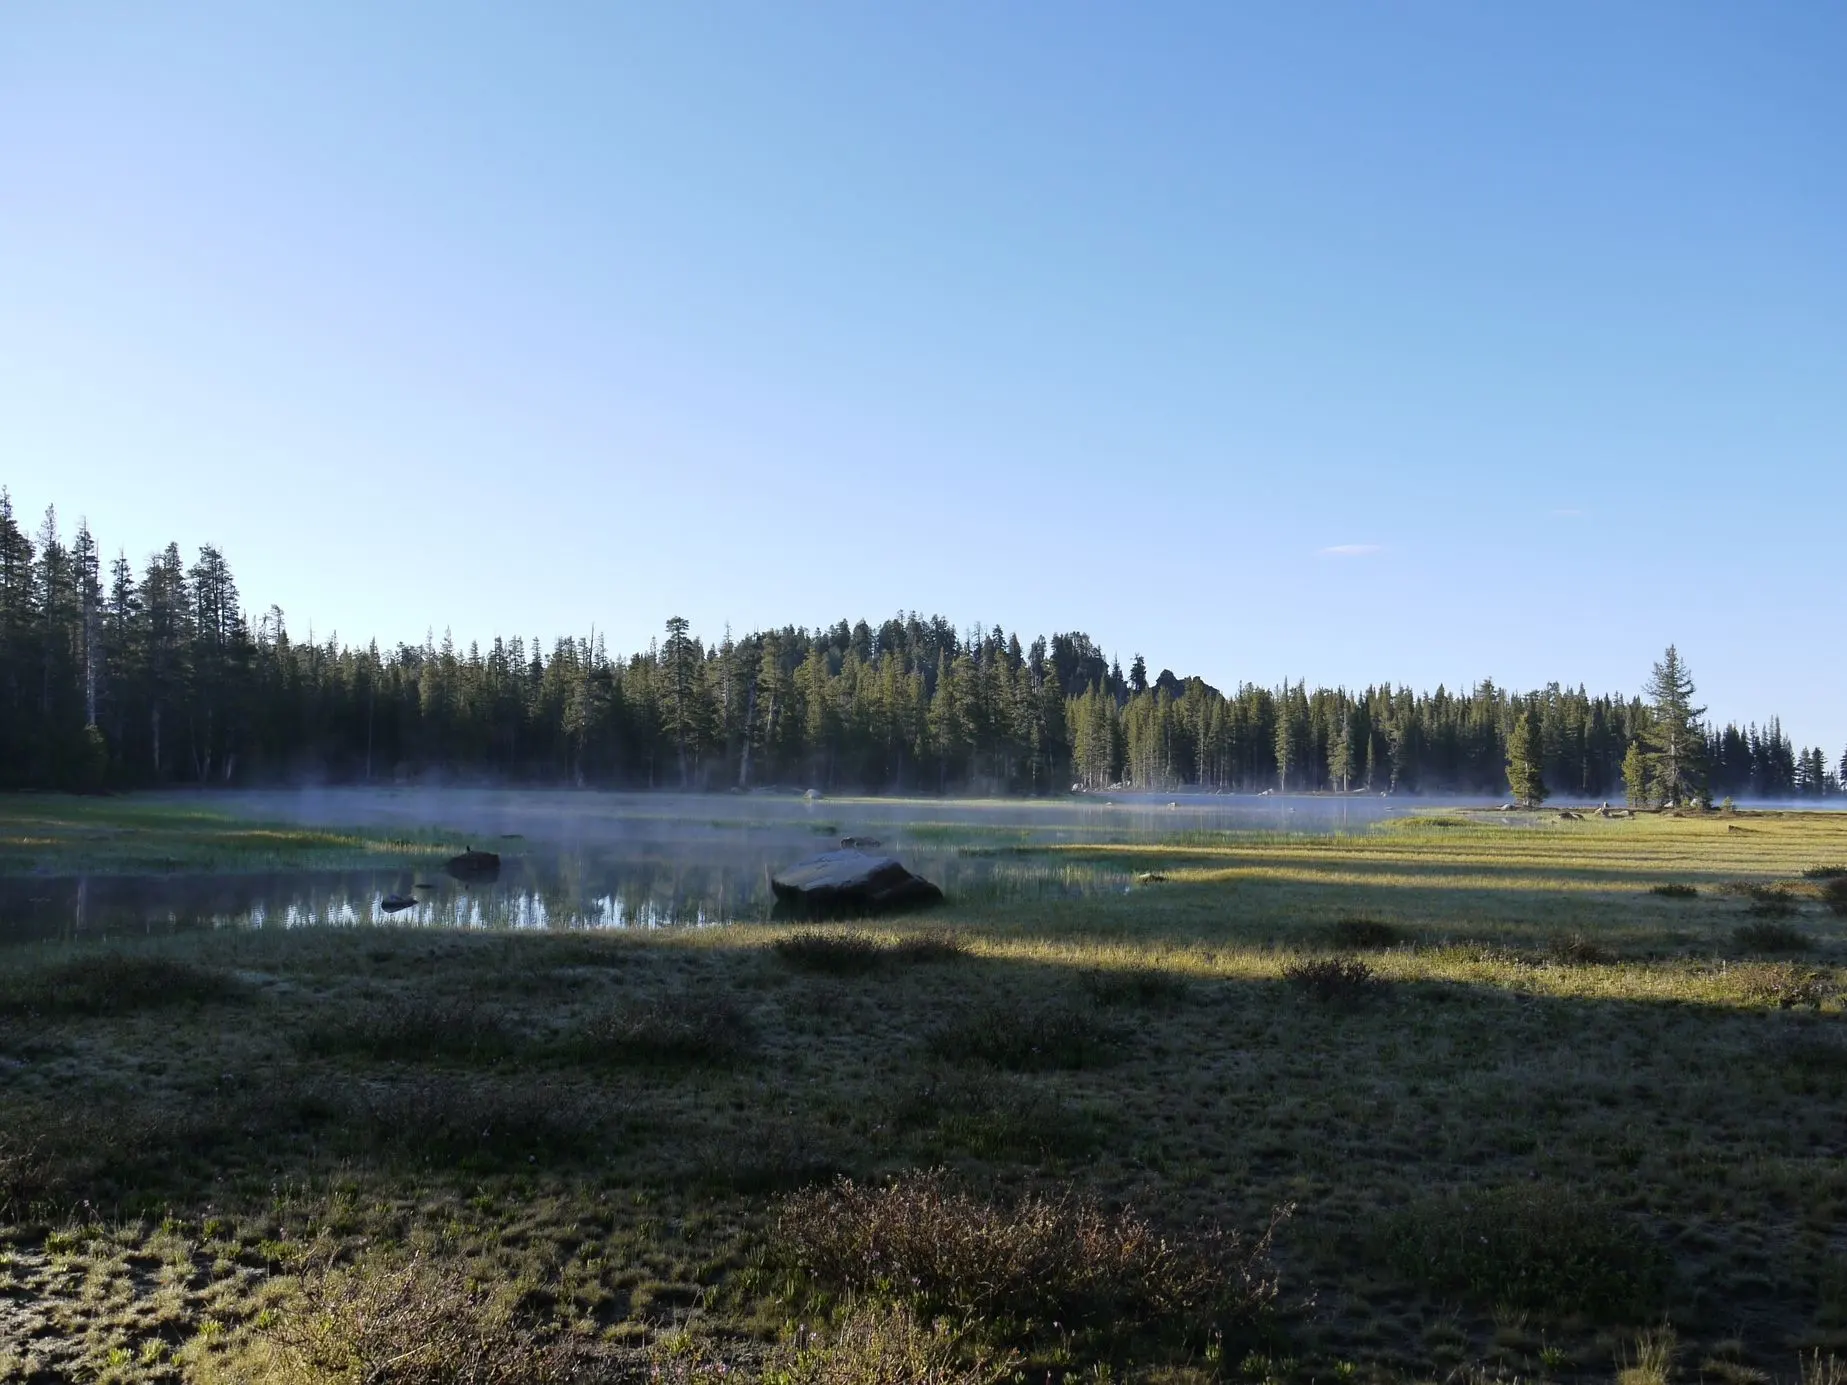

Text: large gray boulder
xmin=770 ymin=849 xmax=943 ymax=915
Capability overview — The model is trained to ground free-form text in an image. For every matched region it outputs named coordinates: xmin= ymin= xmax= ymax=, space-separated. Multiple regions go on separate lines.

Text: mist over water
xmin=9 ymin=788 xmax=1840 ymax=945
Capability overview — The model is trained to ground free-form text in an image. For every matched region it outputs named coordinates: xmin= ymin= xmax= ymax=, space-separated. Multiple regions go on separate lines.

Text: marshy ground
xmin=2 ymin=796 xmax=1846 ymax=1383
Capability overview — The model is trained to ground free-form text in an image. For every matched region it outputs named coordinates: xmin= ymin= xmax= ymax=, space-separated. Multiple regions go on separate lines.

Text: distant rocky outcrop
xmin=770 ymin=849 xmax=943 ymax=916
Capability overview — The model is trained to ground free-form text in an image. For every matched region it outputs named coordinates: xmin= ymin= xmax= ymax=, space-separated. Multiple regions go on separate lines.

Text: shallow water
xmin=2 ymin=788 xmax=1499 ymax=945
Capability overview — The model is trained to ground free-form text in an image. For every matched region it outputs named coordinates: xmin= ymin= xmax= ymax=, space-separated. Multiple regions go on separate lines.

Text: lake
xmin=0 ymin=787 xmax=1511 ymax=944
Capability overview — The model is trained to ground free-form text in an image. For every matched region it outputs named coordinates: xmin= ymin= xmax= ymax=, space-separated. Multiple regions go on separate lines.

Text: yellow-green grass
xmin=1 ymin=807 xmax=1845 ymax=1383
xmin=0 ymin=796 xmax=450 ymax=876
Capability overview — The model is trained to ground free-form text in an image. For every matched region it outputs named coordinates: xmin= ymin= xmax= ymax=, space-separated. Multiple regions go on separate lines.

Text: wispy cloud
xmin=1318 ymin=543 xmax=1383 ymax=557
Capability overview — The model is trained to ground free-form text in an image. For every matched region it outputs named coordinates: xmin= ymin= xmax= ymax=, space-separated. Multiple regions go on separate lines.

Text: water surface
xmin=2 ymin=788 xmax=1495 ymax=944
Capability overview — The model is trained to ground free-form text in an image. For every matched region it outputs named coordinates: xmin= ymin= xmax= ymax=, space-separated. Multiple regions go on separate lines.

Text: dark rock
xmin=380 ymin=893 xmax=418 ymax=913
xmin=840 ymin=835 xmax=883 ymax=848
xmin=770 ymin=850 xmax=942 ymax=917
xmin=446 ymin=848 xmax=501 ymax=883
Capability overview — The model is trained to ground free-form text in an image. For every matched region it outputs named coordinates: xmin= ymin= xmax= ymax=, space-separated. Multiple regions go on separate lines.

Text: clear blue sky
xmin=3 ymin=4 xmax=1842 ymax=752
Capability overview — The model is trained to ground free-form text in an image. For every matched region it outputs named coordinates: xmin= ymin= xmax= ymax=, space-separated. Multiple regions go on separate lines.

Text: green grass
xmin=0 ymin=795 xmax=450 ymax=875
xmin=2 ymin=803 xmax=1847 ymax=1383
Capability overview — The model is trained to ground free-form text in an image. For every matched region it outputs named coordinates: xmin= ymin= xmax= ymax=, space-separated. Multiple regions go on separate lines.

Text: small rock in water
xmin=380 ymin=893 xmax=418 ymax=913
xmin=840 ymin=835 xmax=883 ymax=848
xmin=770 ymin=849 xmax=942 ymax=917
xmin=446 ymin=848 xmax=501 ymax=883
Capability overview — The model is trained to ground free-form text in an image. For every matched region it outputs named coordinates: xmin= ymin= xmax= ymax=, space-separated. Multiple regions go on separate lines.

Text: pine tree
xmin=1642 ymin=645 xmax=1705 ymax=806
xmin=1327 ymin=716 xmax=1354 ymax=792
xmin=1621 ymin=740 xmax=1649 ymax=807
xmin=1505 ymin=707 xmax=1548 ymax=808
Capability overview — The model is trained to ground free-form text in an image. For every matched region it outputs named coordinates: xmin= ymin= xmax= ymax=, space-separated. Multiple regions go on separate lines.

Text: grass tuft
xmin=297 ymin=996 xmax=521 ymax=1064
xmin=774 ymin=930 xmax=968 ymax=975
xmin=0 ymin=953 xmax=242 ymax=1017
xmin=1734 ymin=920 xmax=1812 ymax=953
xmin=926 ymin=1000 xmax=1125 ymax=1070
xmin=764 ymin=1302 xmax=1020 ymax=1385
xmin=1082 ymin=966 xmax=1191 ymax=1009
xmin=1617 ymin=1326 xmax=1677 ymax=1385
xmin=888 ymin=1068 xmax=1108 ymax=1159
xmin=561 ymin=996 xmax=756 ymax=1067
xmin=1649 ymin=883 xmax=1698 ymax=899
xmin=1385 ymin=1184 xmax=1667 ymax=1320
xmin=775 ymin=931 xmax=887 ymax=974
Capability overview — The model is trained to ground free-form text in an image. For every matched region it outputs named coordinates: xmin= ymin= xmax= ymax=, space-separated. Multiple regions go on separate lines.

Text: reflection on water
xmin=0 ymin=788 xmax=1481 ymax=946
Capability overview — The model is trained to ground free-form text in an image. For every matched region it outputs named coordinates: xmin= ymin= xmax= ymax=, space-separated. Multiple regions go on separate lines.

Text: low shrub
xmin=0 ymin=953 xmax=242 ymax=1018
xmin=1082 ymin=966 xmax=1191 ymax=1008
xmin=774 ymin=1170 xmax=1286 ymax=1343
xmin=1734 ymin=920 xmax=1812 ymax=953
xmin=1803 ymin=866 xmax=1847 ymax=880
xmin=1549 ymin=933 xmax=1617 ymax=965
xmin=265 ymin=1251 xmax=583 ymax=1384
xmin=298 ymin=997 xmax=521 ymax=1064
xmin=1822 ymin=878 xmax=1847 ymax=918
xmin=1648 ymin=883 xmax=1698 ymax=899
xmin=1384 ymin=1184 xmax=1667 ymax=1320
xmin=562 ymin=996 xmax=755 ymax=1067
xmin=0 ymin=1130 xmax=56 ymax=1220
xmin=1328 ymin=917 xmax=1401 ymax=950
xmin=1735 ymin=963 xmax=1839 ymax=1010
xmin=1741 ymin=884 xmax=1799 ymax=917
xmin=1283 ymin=956 xmax=1375 ymax=1006
xmin=926 ymin=1001 xmax=1124 ymax=1071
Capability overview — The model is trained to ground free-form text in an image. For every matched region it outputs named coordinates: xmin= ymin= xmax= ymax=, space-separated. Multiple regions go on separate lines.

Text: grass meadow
xmin=2 ymin=798 xmax=1846 ymax=1383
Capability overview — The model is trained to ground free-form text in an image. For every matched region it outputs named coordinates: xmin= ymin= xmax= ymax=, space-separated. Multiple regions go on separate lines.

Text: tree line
xmin=3 ymin=494 xmax=1841 ymax=802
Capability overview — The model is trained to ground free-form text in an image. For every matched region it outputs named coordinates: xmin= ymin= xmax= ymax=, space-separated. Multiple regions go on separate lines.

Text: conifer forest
xmin=4 ymin=494 xmax=1840 ymax=800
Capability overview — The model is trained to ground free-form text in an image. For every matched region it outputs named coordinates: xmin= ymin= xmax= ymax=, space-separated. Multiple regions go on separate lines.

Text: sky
xmin=3 ymin=4 xmax=1843 ymax=751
